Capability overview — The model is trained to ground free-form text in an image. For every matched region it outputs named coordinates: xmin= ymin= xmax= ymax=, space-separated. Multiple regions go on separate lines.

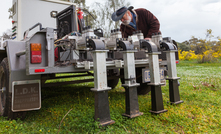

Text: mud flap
xmin=12 ymin=80 xmax=41 ymax=112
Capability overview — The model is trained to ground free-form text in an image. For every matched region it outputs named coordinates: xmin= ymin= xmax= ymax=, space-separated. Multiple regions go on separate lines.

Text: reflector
xmin=35 ymin=69 xmax=45 ymax=73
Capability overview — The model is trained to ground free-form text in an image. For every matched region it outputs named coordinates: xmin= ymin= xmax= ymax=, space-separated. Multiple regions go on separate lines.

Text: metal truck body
xmin=11 ymin=0 xmax=76 ymax=40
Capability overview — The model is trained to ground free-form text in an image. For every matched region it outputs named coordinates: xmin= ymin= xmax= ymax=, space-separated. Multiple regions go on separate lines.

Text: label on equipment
xmin=12 ymin=80 xmax=41 ymax=112
xmin=131 ymin=35 xmax=139 ymax=42
xmin=142 ymin=68 xmax=165 ymax=83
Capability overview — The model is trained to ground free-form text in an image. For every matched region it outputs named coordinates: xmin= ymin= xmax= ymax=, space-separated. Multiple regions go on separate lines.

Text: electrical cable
xmin=54 ymin=30 xmax=83 ymax=67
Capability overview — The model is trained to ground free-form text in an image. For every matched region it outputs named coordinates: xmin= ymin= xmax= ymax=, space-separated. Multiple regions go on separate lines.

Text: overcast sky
xmin=0 ymin=0 xmax=220 ymax=42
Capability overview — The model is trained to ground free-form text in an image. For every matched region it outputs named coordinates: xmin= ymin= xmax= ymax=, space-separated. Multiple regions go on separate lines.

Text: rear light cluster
xmin=31 ymin=43 xmax=42 ymax=64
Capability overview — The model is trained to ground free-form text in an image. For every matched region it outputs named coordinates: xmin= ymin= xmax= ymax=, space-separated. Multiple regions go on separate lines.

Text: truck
xmin=0 ymin=0 xmax=183 ymax=126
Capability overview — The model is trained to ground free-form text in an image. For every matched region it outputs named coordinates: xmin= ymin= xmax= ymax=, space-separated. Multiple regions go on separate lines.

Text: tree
xmin=177 ymin=42 xmax=190 ymax=51
xmin=1 ymin=29 xmax=12 ymax=39
xmin=61 ymin=0 xmax=86 ymax=7
xmin=182 ymin=29 xmax=221 ymax=63
xmin=61 ymin=0 xmax=97 ymax=29
xmin=183 ymin=29 xmax=216 ymax=55
xmin=90 ymin=0 xmax=130 ymax=37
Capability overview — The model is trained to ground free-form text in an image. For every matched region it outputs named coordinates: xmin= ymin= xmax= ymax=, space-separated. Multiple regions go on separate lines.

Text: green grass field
xmin=0 ymin=60 xmax=221 ymax=133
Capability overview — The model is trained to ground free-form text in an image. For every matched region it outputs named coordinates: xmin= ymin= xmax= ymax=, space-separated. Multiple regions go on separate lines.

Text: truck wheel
xmin=120 ymin=67 xmax=151 ymax=95
xmin=135 ymin=67 xmax=151 ymax=95
xmin=0 ymin=58 xmax=26 ymax=119
xmin=107 ymin=69 xmax=119 ymax=89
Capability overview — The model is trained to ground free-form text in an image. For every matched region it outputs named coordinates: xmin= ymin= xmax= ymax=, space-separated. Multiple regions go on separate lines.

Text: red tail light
xmin=31 ymin=43 xmax=42 ymax=64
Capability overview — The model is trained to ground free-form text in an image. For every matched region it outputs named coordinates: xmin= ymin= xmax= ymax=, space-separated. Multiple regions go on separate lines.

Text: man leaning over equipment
xmin=111 ymin=6 xmax=160 ymax=40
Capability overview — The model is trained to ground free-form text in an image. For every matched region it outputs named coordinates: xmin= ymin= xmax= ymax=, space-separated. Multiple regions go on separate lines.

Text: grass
xmin=0 ymin=60 xmax=221 ymax=133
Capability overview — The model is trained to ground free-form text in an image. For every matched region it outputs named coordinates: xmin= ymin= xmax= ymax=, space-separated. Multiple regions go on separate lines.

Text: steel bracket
xmin=140 ymin=39 xmax=158 ymax=53
xmin=160 ymin=41 xmax=177 ymax=51
xmin=117 ymin=39 xmax=134 ymax=50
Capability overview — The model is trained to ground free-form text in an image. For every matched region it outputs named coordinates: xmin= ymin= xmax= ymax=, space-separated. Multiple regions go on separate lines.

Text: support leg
xmin=91 ymin=50 xmax=114 ymax=126
xmin=122 ymin=86 xmax=143 ymax=118
xmin=94 ymin=90 xmax=115 ymax=126
xmin=148 ymin=53 xmax=167 ymax=114
xmin=149 ymin=85 xmax=168 ymax=114
xmin=122 ymin=52 xmax=143 ymax=118
xmin=166 ymin=51 xmax=183 ymax=105
xmin=168 ymin=79 xmax=184 ymax=104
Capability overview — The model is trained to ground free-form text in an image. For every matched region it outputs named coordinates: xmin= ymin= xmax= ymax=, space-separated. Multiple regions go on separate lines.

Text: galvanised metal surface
xmin=27 ymin=59 xmax=152 ymax=75
xmin=25 ymin=30 xmax=48 ymax=74
xmin=6 ymin=41 xmax=41 ymax=93
xmin=166 ymin=51 xmax=178 ymax=79
xmin=46 ymin=28 xmax=55 ymax=68
xmin=91 ymin=50 xmax=111 ymax=91
xmin=148 ymin=53 xmax=161 ymax=84
xmin=76 ymin=59 xmax=150 ymax=69
xmin=122 ymin=52 xmax=138 ymax=86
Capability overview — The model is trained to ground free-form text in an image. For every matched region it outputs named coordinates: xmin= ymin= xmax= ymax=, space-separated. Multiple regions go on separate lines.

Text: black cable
xmin=81 ymin=9 xmax=96 ymax=21
xmin=73 ymin=50 xmax=79 ymax=58
xmin=65 ymin=48 xmax=71 ymax=61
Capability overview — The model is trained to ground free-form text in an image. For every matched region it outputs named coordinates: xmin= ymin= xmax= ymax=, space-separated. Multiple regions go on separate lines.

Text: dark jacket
xmin=120 ymin=8 xmax=160 ymax=38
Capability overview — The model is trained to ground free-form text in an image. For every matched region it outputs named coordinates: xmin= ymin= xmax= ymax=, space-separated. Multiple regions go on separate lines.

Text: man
xmin=111 ymin=6 xmax=160 ymax=40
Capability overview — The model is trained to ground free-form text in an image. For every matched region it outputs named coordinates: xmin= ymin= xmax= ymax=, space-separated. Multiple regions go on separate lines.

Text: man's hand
xmin=145 ymin=38 xmax=151 ymax=41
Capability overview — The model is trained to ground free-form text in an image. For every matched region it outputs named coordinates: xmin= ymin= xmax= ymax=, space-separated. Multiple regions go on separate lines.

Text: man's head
xmin=121 ymin=11 xmax=132 ymax=25
xmin=111 ymin=6 xmax=133 ymax=24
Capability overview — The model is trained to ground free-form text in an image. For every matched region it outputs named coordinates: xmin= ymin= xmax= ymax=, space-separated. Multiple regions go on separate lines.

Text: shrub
xmin=178 ymin=49 xmax=221 ymax=63
xmin=178 ymin=50 xmax=198 ymax=61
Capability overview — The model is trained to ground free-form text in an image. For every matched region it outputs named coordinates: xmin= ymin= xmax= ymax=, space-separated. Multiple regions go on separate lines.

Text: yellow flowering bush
xmin=178 ymin=29 xmax=221 ymax=62
xmin=178 ymin=50 xmax=198 ymax=61
xmin=178 ymin=49 xmax=221 ymax=62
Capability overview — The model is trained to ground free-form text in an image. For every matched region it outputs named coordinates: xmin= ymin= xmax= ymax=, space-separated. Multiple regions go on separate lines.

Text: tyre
xmin=107 ymin=69 xmax=120 ymax=89
xmin=0 ymin=58 xmax=26 ymax=119
xmin=135 ymin=67 xmax=151 ymax=95
xmin=120 ymin=67 xmax=151 ymax=95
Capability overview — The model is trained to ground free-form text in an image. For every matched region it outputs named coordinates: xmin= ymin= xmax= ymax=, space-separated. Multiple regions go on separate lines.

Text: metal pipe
xmin=16 ymin=50 xmax=26 ymax=57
